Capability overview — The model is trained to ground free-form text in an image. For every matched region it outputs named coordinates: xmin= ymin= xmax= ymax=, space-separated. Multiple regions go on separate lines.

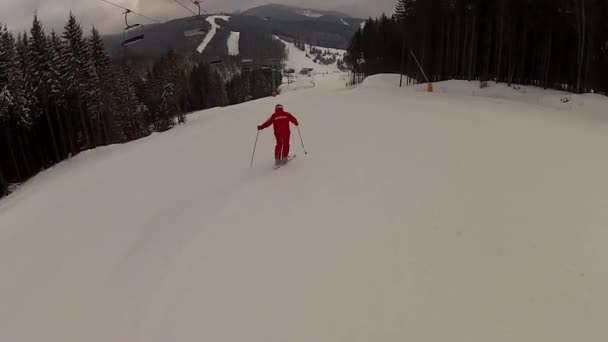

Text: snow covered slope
xmin=197 ymin=15 xmax=230 ymax=53
xmin=1 ymin=75 xmax=608 ymax=342
xmin=227 ymin=31 xmax=240 ymax=56
xmin=276 ymin=36 xmax=343 ymax=74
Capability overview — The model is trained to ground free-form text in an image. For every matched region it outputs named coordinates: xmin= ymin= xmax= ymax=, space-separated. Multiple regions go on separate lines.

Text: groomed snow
xmin=1 ymin=74 xmax=608 ymax=342
xmin=227 ymin=31 xmax=240 ymax=56
xmin=196 ymin=15 xmax=230 ymax=53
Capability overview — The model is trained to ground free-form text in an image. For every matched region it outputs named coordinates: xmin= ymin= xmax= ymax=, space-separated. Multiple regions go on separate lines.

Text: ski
xmin=273 ymin=155 xmax=296 ymax=170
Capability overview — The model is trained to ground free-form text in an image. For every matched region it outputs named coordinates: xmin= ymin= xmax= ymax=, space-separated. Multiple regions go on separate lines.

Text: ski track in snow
xmin=227 ymin=31 xmax=240 ymax=56
xmin=196 ymin=15 xmax=230 ymax=53
xmin=1 ymin=74 xmax=608 ymax=342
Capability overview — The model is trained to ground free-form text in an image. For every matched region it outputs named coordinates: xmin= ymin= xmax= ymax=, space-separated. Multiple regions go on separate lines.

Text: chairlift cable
xmin=172 ymin=0 xmax=198 ymax=16
xmin=96 ymin=0 xmax=163 ymax=23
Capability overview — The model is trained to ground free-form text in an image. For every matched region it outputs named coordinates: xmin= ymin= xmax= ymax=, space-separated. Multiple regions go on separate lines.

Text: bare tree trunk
xmin=583 ymin=24 xmax=593 ymax=92
xmin=54 ymin=106 xmax=68 ymax=158
xmin=43 ymin=106 xmax=61 ymax=163
xmin=543 ymin=28 xmax=553 ymax=89
xmin=507 ymin=25 xmax=514 ymax=86
xmin=77 ymin=97 xmax=91 ymax=148
xmin=575 ymin=0 xmax=586 ymax=93
xmin=17 ymin=127 xmax=32 ymax=176
xmin=467 ymin=12 xmax=477 ymax=81
xmin=461 ymin=14 xmax=470 ymax=78
xmin=0 ymin=166 xmax=8 ymax=196
xmin=3 ymin=126 xmax=21 ymax=181
xmin=454 ymin=13 xmax=461 ymax=77
xmin=518 ymin=19 xmax=529 ymax=84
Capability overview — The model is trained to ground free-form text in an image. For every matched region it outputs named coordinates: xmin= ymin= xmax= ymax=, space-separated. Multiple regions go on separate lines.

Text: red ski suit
xmin=258 ymin=108 xmax=299 ymax=160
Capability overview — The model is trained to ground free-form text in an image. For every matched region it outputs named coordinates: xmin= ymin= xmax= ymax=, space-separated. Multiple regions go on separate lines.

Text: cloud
xmin=0 ymin=0 xmax=395 ymax=35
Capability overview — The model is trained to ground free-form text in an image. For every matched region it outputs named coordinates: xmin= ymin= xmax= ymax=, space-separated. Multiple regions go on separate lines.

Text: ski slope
xmin=227 ymin=31 xmax=240 ymax=56
xmin=196 ymin=15 xmax=230 ymax=53
xmin=1 ymin=75 xmax=608 ymax=342
xmin=276 ymin=36 xmax=343 ymax=74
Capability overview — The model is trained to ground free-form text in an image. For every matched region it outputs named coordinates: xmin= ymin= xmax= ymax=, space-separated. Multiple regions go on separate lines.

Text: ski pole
xmin=250 ymin=130 xmax=260 ymax=168
xmin=297 ymin=126 xmax=308 ymax=155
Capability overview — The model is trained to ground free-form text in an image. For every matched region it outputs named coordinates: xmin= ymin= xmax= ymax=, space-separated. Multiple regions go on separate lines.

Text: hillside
xmin=241 ymin=3 xmax=354 ymax=23
xmin=103 ymin=5 xmax=363 ymax=60
xmin=1 ymin=74 xmax=607 ymax=341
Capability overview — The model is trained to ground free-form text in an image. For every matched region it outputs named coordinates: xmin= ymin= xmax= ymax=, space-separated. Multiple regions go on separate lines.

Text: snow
xmin=340 ymin=18 xmax=350 ymax=26
xmin=2 ymin=74 xmax=608 ymax=342
xmin=196 ymin=15 xmax=230 ymax=53
xmin=227 ymin=31 xmax=240 ymax=56
xmin=274 ymin=36 xmax=343 ymax=75
xmin=297 ymin=9 xmax=324 ymax=18
xmin=307 ymin=44 xmax=346 ymax=57
xmin=360 ymin=20 xmax=366 ymax=29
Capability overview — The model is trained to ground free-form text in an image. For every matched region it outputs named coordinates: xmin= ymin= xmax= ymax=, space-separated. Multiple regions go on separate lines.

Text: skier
xmin=258 ymin=104 xmax=299 ymax=167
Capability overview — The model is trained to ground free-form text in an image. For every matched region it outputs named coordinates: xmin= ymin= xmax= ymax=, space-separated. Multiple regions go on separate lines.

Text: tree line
xmin=0 ymin=14 xmax=287 ymax=198
xmin=347 ymin=0 xmax=608 ymax=94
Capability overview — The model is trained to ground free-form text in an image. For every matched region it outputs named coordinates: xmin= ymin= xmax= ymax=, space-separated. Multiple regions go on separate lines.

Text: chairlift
xmin=184 ymin=28 xmax=206 ymax=37
xmin=121 ymin=10 xmax=144 ymax=46
xmin=183 ymin=1 xmax=205 ymax=37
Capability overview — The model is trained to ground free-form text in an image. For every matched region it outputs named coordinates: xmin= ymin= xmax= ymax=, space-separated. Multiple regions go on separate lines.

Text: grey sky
xmin=0 ymin=0 xmax=395 ymax=35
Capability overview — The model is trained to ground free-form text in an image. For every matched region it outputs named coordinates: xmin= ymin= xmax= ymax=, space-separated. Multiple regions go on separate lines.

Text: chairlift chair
xmin=183 ymin=1 xmax=205 ymax=37
xmin=184 ymin=28 xmax=206 ymax=37
xmin=121 ymin=10 xmax=144 ymax=46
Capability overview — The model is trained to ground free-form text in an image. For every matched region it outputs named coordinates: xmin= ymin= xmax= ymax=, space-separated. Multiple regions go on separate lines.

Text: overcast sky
xmin=0 ymin=0 xmax=395 ymax=35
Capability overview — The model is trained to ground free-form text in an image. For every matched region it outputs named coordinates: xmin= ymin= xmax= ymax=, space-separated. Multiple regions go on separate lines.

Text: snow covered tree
xmin=88 ymin=26 xmax=114 ymax=144
xmin=28 ymin=15 xmax=61 ymax=163
xmin=112 ymin=64 xmax=143 ymax=141
xmin=15 ymin=33 xmax=35 ymax=173
xmin=0 ymin=86 xmax=21 ymax=180
xmin=62 ymin=13 xmax=92 ymax=147
xmin=48 ymin=30 xmax=71 ymax=157
xmin=157 ymin=81 xmax=176 ymax=131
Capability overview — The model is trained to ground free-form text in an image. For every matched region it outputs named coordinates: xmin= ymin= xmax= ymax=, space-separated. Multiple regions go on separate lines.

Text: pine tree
xmin=29 ymin=15 xmax=61 ymax=163
xmin=0 ymin=27 xmax=21 ymax=180
xmin=15 ymin=33 xmax=35 ymax=171
xmin=88 ymin=26 xmax=114 ymax=143
xmin=62 ymin=13 xmax=92 ymax=147
xmin=158 ymin=81 xmax=176 ymax=131
xmin=112 ymin=64 xmax=142 ymax=140
xmin=48 ymin=30 xmax=70 ymax=156
xmin=0 ymin=25 xmax=11 ymax=86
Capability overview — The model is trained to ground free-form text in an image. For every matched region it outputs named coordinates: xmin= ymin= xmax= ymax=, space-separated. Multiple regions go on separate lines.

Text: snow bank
xmin=196 ymin=15 xmax=230 ymax=53
xmin=362 ymin=74 xmax=608 ymax=116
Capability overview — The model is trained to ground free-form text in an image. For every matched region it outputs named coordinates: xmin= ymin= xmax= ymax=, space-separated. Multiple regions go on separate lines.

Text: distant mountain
xmin=241 ymin=4 xmax=355 ymax=23
xmin=102 ymin=5 xmax=364 ymax=61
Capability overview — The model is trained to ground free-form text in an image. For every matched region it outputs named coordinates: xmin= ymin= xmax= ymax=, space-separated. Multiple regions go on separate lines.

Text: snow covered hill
xmin=1 ymin=75 xmax=608 ymax=342
xmin=197 ymin=15 xmax=231 ymax=53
